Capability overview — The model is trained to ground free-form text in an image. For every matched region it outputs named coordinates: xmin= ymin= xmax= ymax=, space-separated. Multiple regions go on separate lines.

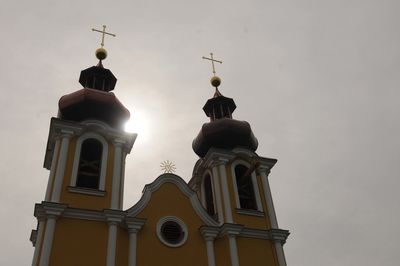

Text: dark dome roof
xmin=58 ymin=88 xmax=130 ymax=129
xmin=192 ymin=118 xmax=258 ymax=157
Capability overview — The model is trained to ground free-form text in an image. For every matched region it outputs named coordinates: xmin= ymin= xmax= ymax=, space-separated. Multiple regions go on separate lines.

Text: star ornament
xmin=160 ymin=160 xmax=176 ymax=174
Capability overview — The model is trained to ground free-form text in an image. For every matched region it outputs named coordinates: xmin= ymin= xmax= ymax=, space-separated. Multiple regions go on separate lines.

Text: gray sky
xmin=1 ymin=0 xmax=399 ymax=265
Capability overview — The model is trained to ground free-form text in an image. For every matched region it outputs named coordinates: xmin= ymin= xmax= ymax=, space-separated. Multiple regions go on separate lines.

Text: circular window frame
xmin=156 ymin=216 xmax=188 ymax=248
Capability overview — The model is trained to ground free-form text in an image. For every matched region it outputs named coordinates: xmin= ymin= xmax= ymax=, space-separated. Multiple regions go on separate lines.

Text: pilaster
xmin=51 ymin=130 xmax=74 ymax=202
xmin=125 ymin=217 xmax=146 ymax=266
xmin=36 ymin=202 xmax=67 ymax=266
xmin=111 ymin=139 xmax=125 ymax=210
xmin=200 ymin=226 xmax=220 ymax=266
xmin=219 ymin=223 xmax=244 ymax=266
xmin=104 ymin=209 xmax=125 ymax=266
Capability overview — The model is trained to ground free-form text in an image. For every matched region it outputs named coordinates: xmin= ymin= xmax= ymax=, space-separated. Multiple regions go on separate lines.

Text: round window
xmin=157 ymin=216 xmax=188 ymax=247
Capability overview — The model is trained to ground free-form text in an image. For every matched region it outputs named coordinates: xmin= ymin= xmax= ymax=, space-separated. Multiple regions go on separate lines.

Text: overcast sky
xmin=1 ymin=0 xmax=399 ymax=265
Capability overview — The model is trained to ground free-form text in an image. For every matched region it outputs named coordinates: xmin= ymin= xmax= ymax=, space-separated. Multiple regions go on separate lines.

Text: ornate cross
xmin=202 ymin=52 xmax=222 ymax=76
xmin=92 ymin=25 xmax=116 ymax=47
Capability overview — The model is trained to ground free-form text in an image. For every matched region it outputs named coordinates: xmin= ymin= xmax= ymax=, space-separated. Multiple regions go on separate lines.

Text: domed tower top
xmin=192 ymin=53 xmax=258 ymax=157
xmin=58 ymin=26 xmax=130 ymax=129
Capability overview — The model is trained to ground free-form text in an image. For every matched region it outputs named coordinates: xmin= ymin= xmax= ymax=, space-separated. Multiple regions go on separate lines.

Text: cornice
xmin=104 ymin=209 xmax=126 ymax=224
xmin=200 ymin=226 xmax=220 ymax=241
xmin=125 ymin=217 xmax=146 ymax=233
xmin=32 ymin=202 xmax=290 ymax=244
xmin=63 ymin=207 xmax=105 ymax=221
xmin=270 ymin=228 xmax=290 ymax=244
xmin=219 ymin=223 xmax=244 ymax=237
xmin=34 ymin=201 xmax=68 ymax=219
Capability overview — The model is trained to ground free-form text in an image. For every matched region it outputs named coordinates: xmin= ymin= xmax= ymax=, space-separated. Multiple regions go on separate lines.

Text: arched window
xmin=76 ymin=138 xmax=103 ymax=189
xmin=203 ymin=174 xmax=215 ymax=216
xmin=235 ymin=164 xmax=257 ymax=210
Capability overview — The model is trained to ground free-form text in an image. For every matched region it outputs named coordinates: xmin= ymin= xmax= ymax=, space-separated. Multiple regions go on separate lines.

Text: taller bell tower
xmin=30 ymin=28 xmax=137 ymax=266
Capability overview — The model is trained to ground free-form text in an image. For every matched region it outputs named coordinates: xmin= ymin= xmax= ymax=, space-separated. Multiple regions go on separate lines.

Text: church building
xmin=30 ymin=27 xmax=289 ymax=266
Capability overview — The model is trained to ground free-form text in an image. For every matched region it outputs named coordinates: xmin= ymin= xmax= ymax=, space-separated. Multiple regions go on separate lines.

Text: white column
xmin=51 ymin=131 xmax=73 ymax=202
xmin=260 ymin=168 xmax=286 ymax=266
xmin=39 ymin=216 xmax=56 ymax=266
xmin=211 ymin=165 xmax=224 ymax=223
xmin=119 ymin=152 xmax=127 ymax=209
xmin=218 ymin=163 xmax=233 ymax=223
xmin=111 ymin=140 xmax=124 ymax=210
xmin=274 ymin=242 xmax=287 ymax=266
xmin=200 ymin=227 xmax=219 ymax=266
xmin=205 ymin=239 xmax=215 ymax=266
xmin=128 ymin=231 xmax=137 ymax=266
xmin=126 ymin=218 xmax=145 ymax=266
xmin=106 ymin=222 xmax=118 ymax=266
xmin=228 ymin=235 xmax=239 ymax=266
xmin=38 ymin=204 xmax=66 ymax=266
xmin=260 ymin=169 xmax=278 ymax=228
xmin=220 ymin=224 xmax=243 ymax=266
xmin=31 ymin=219 xmax=45 ymax=266
xmin=45 ymin=139 xmax=60 ymax=201
xmin=105 ymin=210 xmax=124 ymax=266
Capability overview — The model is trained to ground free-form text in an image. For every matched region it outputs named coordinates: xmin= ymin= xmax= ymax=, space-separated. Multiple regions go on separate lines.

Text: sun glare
xmin=124 ymin=111 xmax=151 ymax=142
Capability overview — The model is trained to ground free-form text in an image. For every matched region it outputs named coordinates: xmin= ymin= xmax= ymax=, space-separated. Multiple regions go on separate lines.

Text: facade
xmin=30 ymin=49 xmax=289 ymax=266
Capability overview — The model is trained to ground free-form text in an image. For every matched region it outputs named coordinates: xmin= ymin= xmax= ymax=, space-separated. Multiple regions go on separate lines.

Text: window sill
xmin=67 ymin=186 xmax=106 ymax=197
xmin=236 ymin=208 xmax=265 ymax=217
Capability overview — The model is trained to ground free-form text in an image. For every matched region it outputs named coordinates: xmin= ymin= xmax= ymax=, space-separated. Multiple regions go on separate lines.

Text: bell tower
xmin=189 ymin=53 xmax=289 ymax=265
xmin=30 ymin=26 xmax=137 ymax=266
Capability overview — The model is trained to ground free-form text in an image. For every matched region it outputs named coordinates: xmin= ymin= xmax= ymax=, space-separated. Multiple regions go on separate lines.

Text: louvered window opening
xmin=76 ymin=138 xmax=102 ymax=189
xmin=160 ymin=221 xmax=184 ymax=245
xmin=235 ymin=164 xmax=257 ymax=210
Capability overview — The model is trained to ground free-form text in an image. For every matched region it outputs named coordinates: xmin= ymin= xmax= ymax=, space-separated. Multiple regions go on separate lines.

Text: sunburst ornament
xmin=160 ymin=160 xmax=176 ymax=174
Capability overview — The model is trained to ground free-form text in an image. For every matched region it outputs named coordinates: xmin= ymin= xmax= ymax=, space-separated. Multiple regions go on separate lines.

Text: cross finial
xmin=202 ymin=52 xmax=222 ymax=76
xmin=92 ymin=25 xmax=116 ymax=48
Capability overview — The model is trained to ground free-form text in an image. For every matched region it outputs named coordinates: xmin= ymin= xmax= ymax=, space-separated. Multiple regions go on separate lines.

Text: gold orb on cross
xmin=160 ymin=160 xmax=176 ymax=174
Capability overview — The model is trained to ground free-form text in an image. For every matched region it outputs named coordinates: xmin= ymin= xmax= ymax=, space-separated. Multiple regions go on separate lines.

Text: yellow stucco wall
xmin=50 ymin=218 xmax=108 ymax=266
xmin=116 ymin=227 xmax=129 ymax=266
xmin=134 ymin=182 xmax=209 ymax=266
xmin=214 ymin=236 xmax=231 ymax=266
xmin=237 ymin=237 xmax=278 ymax=266
xmin=225 ymin=164 xmax=270 ymax=229
xmin=58 ymin=137 xmax=115 ymax=210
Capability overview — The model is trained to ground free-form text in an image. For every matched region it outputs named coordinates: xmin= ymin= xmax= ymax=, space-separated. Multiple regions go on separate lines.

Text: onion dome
xmin=58 ymin=46 xmax=130 ymax=129
xmin=192 ymin=86 xmax=258 ymax=158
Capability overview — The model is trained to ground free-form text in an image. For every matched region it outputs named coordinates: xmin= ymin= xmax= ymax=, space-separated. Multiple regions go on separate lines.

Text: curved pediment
xmin=126 ymin=173 xmax=219 ymax=226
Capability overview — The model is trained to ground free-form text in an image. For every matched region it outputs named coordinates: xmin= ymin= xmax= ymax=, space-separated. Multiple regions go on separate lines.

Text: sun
xmin=124 ymin=111 xmax=151 ymax=142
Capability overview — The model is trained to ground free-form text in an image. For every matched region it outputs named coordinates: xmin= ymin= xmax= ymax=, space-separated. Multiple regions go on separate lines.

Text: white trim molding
xmin=156 ymin=216 xmax=188 ymax=248
xmin=67 ymin=186 xmax=106 ymax=197
xmin=70 ymin=132 xmax=109 ymax=191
